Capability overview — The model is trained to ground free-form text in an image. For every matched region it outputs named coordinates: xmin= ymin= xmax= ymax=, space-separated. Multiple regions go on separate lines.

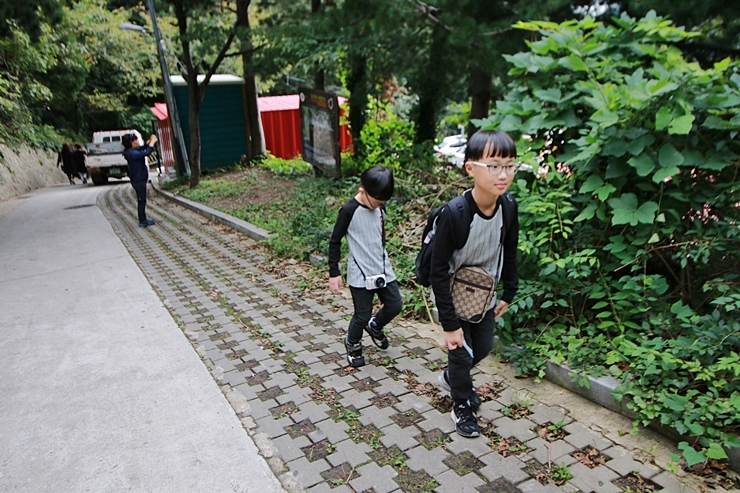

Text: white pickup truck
xmin=86 ymin=130 xmax=144 ymax=185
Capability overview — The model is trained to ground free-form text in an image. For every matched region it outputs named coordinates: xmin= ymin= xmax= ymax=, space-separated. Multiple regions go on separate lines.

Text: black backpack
xmin=414 ymin=192 xmax=516 ymax=287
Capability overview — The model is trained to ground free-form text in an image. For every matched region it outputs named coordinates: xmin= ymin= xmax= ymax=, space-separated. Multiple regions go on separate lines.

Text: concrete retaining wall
xmin=0 ymin=144 xmax=67 ymax=202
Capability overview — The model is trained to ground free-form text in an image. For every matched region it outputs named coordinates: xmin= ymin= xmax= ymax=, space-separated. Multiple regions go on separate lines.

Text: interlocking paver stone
xmin=478 ymin=453 xmax=530 ymax=484
xmin=355 ymin=404 xmax=396 ymax=429
xmin=433 ymin=467 xmax=485 ymax=492
xmin=308 ymin=418 xmax=350 ymax=444
xmin=517 ymin=479 xmax=566 ymax=493
xmin=495 ymin=416 xmax=538 ymax=443
xmin=404 ymin=445 xmax=450 ymax=476
xmin=221 ymin=369 xmax=249 ymax=387
xmin=246 ymin=396 xmax=274 ymax=420
xmin=528 ymin=404 xmax=571 ymax=427
xmin=602 ymin=445 xmax=660 ymax=478
xmin=651 ymin=471 xmax=701 ymax=493
xmin=349 ymin=462 xmax=398 ymax=493
xmin=567 ymin=461 xmax=621 ymax=493
xmin=273 ymin=433 xmax=312 ymax=462
xmin=563 ymin=422 xmax=614 ymax=451
xmin=417 ymin=409 xmax=455 ymax=433
xmin=321 ymin=374 xmax=356 ymax=394
xmin=394 ymin=394 xmax=434 ymax=414
xmin=325 ymin=438 xmax=372 ymax=468
xmin=255 ymin=414 xmax=292 ymax=440
xmin=276 ymin=385 xmax=314 ymax=406
xmin=286 ymin=456 xmax=329 ymax=488
xmin=306 ymin=482 xmax=352 ymax=493
xmin=446 ymin=435 xmax=498 ymax=457
xmin=525 ymin=437 xmax=577 ymax=464
xmin=339 ymin=390 xmax=375 ymax=410
xmin=378 ymin=423 xmax=423 ymax=451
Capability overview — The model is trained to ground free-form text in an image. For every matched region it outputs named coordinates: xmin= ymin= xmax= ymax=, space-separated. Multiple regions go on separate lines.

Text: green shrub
xmin=479 ymin=11 xmax=740 ymax=466
xmin=259 ymin=154 xmax=313 ymax=178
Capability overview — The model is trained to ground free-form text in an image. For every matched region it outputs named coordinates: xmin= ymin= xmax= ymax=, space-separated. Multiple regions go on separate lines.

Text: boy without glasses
xmin=122 ymin=133 xmax=158 ymax=228
xmin=328 ymin=166 xmax=403 ymax=367
xmin=431 ymin=130 xmax=520 ymax=437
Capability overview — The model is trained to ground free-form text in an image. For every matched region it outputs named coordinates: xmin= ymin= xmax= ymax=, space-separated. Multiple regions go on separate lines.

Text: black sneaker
xmin=364 ymin=317 xmax=389 ymax=349
xmin=451 ymin=401 xmax=480 ymax=438
xmin=439 ymin=371 xmax=480 ymax=411
xmin=469 ymin=389 xmax=481 ymax=412
xmin=345 ymin=338 xmax=365 ymax=367
xmin=139 ymin=219 xmax=155 ymax=228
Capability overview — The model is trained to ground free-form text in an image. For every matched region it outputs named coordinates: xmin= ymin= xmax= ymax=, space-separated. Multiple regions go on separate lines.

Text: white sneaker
xmin=437 ymin=371 xmax=451 ymax=392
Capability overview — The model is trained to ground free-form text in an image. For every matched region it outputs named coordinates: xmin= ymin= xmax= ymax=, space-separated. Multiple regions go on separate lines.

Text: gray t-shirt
xmin=328 ymin=198 xmax=397 ymax=288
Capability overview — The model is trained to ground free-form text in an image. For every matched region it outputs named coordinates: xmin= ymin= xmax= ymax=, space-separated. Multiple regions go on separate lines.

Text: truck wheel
xmin=90 ymin=171 xmax=108 ymax=186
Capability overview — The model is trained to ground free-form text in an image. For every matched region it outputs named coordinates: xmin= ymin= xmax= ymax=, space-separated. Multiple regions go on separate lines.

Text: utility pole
xmin=146 ymin=0 xmax=191 ymax=176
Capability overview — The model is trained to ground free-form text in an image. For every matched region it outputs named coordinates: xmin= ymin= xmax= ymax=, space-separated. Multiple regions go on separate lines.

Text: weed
xmin=548 ymin=419 xmax=566 ymax=431
xmin=551 ymin=463 xmax=573 ymax=482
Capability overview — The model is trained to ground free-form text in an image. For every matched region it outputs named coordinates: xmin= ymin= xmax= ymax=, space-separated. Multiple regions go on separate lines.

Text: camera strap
xmin=353 ymin=208 xmax=386 ymax=280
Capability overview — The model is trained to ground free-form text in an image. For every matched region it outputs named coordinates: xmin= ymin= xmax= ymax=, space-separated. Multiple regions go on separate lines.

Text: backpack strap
xmin=447 ymin=193 xmax=472 ymax=250
xmin=498 ymin=192 xmax=516 ymax=240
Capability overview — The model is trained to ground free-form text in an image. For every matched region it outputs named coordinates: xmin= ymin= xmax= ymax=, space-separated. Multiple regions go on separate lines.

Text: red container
xmin=150 ymin=102 xmax=176 ymax=174
xmin=259 ymin=94 xmax=353 ymax=160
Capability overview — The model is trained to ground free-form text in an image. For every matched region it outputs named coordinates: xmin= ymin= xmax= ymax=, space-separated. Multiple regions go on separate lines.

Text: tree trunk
xmin=237 ymin=0 xmax=265 ymax=159
xmin=413 ymin=27 xmax=449 ymax=144
xmin=188 ymin=77 xmax=202 ymax=188
xmin=312 ymin=0 xmax=325 ymax=90
xmin=347 ymin=54 xmax=368 ymax=158
xmin=469 ymin=69 xmax=492 ymax=136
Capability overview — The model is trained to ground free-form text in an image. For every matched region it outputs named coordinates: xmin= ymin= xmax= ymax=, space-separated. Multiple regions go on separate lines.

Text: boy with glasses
xmin=431 ymin=130 xmax=520 ymax=437
xmin=328 ymin=166 xmax=403 ymax=367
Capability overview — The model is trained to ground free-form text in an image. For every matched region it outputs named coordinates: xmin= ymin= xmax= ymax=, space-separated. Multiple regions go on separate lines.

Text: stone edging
xmin=152 ymin=179 xmax=739 ymax=474
xmin=543 ymin=360 xmax=740 ymax=472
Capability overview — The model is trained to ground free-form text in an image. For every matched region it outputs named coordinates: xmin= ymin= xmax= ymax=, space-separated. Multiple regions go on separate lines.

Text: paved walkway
xmin=93 ymin=181 xmax=708 ymax=493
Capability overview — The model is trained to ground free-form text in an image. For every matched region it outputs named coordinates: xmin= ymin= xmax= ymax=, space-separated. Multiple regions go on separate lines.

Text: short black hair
xmin=360 ymin=166 xmax=395 ymax=201
xmin=465 ymin=130 xmax=517 ymax=162
xmin=122 ymin=133 xmax=137 ymax=149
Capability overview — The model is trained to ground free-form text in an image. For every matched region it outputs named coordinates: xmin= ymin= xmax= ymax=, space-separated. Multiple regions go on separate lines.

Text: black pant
xmin=130 ymin=180 xmax=148 ymax=223
xmin=447 ymin=308 xmax=496 ymax=402
xmin=347 ymin=280 xmax=403 ymax=344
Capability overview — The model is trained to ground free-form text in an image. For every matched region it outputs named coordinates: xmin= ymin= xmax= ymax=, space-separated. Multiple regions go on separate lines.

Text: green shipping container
xmin=171 ymin=75 xmax=250 ymax=171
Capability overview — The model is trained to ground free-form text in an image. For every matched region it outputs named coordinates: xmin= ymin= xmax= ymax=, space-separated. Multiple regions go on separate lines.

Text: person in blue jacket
xmin=122 ymin=133 xmax=158 ymax=228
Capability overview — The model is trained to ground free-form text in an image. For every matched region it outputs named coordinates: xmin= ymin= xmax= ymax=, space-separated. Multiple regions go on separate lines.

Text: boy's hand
xmin=329 ymin=276 xmax=342 ymax=294
xmin=494 ymin=300 xmax=510 ymax=320
xmin=444 ymin=328 xmax=465 ymax=351
xmin=148 ymin=134 xmax=158 ymax=146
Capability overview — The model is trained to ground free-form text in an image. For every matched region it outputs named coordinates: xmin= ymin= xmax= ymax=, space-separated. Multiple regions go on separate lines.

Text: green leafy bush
xmin=259 ymin=154 xmax=313 ymax=178
xmin=479 ymin=11 xmax=740 ymax=466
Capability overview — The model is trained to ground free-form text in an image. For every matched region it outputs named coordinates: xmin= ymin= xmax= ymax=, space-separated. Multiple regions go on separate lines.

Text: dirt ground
xmin=202 ymin=167 xmax=298 ymax=210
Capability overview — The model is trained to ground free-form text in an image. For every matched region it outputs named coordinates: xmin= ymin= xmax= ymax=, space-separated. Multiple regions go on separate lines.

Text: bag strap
xmin=448 ymin=193 xmax=472 ymax=250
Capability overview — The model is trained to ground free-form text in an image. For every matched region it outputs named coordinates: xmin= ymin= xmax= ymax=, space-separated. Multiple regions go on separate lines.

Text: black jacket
xmin=430 ymin=191 xmax=519 ymax=331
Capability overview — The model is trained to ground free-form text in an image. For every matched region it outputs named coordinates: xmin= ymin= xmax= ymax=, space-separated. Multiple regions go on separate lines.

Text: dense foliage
xmin=0 ymin=1 xmax=160 ymax=147
xmin=477 ymin=12 xmax=739 ymax=466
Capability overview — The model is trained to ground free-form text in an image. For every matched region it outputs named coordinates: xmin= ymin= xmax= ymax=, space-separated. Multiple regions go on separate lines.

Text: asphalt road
xmin=0 ymin=181 xmax=284 ymax=493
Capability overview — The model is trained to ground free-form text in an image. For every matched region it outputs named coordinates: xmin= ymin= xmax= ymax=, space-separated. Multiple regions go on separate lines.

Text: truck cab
xmin=86 ymin=130 xmax=145 ymax=185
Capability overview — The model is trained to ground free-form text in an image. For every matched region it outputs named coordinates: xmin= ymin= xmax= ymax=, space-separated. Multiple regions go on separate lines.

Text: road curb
xmin=151 ymin=180 xmax=271 ymax=242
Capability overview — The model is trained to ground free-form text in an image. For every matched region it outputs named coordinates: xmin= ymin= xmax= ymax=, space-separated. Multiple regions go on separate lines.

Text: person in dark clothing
xmin=430 ymin=130 xmax=520 ymax=438
xmin=328 ymin=166 xmax=403 ymax=368
xmin=72 ymin=144 xmax=88 ymax=184
xmin=57 ymin=143 xmax=75 ymax=184
xmin=122 ymin=133 xmax=158 ymax=228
